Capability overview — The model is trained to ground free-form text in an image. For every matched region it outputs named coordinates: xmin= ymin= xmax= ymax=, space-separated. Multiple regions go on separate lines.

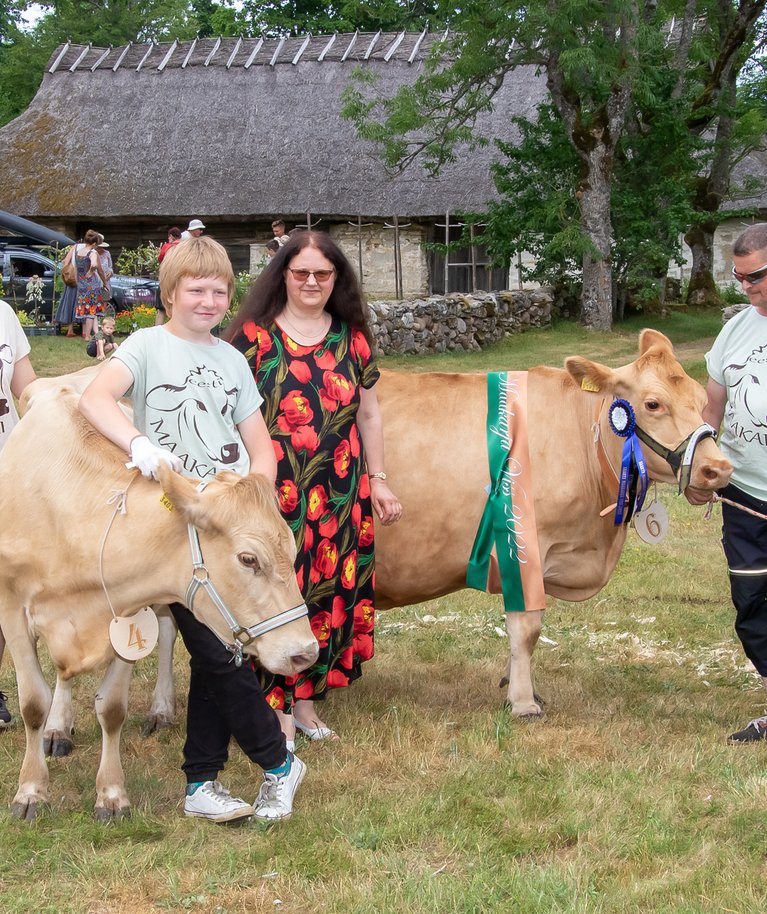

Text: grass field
xmin=4 ymin=310 xmax=766 ymax=914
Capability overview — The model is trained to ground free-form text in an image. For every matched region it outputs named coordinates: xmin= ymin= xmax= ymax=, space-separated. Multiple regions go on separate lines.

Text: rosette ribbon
xmin=608 ymin=399 xmax=649 ymax=525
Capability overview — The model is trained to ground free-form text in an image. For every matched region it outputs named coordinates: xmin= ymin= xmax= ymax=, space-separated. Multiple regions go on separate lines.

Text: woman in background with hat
xmin=182 ymin=219 xmax=206 ymax=239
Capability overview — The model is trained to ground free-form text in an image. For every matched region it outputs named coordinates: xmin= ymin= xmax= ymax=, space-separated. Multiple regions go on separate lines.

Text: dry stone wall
xmin=368 ymin=289 xmax=553 ymax=354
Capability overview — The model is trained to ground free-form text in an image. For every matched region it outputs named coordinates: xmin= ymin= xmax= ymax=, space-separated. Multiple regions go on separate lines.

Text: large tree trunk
xmin=579 ymin=143 xmax=614 ymax=330
xmin=684 ymin=219 xmax=720 ymax=306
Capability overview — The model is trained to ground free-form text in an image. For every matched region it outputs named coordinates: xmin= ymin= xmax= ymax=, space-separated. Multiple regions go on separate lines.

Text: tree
xmin=345 ymin=0 xmax=674 ymax=330
xmin=680 ymin=4 xmax=766 ymax=304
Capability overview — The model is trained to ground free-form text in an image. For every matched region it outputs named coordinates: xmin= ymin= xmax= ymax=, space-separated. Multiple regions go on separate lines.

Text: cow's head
xmin=565 ymin=329 xmax=732 ymax=491
xmin=156 ymin=465 xmax=318 ymax=676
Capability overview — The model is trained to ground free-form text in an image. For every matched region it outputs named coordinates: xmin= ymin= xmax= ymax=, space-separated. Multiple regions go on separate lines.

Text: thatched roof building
xmin=0 ymin=34 xmax=543 ymax=274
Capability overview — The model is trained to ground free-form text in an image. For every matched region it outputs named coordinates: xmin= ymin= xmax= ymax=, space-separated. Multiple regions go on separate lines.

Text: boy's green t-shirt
xmin=115 ymin=326 xmax=263 ymax=480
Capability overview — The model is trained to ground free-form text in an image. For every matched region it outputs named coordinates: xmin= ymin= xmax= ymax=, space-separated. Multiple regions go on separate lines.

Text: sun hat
xmin=97 ymin=240 xmax=109 ymax=248
xmin=187 ymin=219 xmax=206 ymax=231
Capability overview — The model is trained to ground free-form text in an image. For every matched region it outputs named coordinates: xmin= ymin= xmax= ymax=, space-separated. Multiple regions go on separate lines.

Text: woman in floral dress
xmin=228 ymin=232 xmax=401 ymax=746
xmin=73 ymin=229 xmax=107 ymax=342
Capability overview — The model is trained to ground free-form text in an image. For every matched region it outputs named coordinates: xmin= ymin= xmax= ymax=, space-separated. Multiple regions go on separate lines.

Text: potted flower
xmin=24 ymin=275 xmax=55 ymax=335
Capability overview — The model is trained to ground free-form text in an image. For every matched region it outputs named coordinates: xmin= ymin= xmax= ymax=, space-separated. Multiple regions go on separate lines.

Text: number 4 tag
xmin=109 ymin=607 xmax=159 ymax=661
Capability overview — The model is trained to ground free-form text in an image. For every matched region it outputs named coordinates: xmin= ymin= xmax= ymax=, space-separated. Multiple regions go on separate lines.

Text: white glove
xmin=126 ymin=435 xmax=183 ymax=480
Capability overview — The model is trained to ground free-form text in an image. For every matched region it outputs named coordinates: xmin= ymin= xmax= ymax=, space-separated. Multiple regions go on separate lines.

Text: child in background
xmin=86 ymin=315 xmax=118 ymax=360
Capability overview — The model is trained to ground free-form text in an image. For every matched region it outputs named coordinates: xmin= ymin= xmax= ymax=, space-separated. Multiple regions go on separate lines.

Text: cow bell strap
xmin=634 ymin=423 xmax=717 ymax=493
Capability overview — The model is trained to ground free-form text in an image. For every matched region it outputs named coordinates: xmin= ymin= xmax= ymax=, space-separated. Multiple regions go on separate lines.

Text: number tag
xmin=109 ymin=607 xmax=159 ymax=661
xmin=632 ymin=500 xmax=669 ymax=544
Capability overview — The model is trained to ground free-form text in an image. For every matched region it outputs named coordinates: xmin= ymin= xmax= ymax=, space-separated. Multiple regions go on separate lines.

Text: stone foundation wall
xmin=368 ymin=289 xmax=553 ymax=355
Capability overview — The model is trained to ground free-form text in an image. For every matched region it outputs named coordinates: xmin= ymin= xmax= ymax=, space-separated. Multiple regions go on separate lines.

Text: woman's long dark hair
xmin=225 ymin=231 xmax=374 ymax=347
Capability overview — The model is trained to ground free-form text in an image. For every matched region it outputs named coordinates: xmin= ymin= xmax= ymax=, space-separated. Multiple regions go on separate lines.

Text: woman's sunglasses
xmin=732 ymin=263 xmax=767 ymax=286
xmin=288 ymin=268 xmax=335 ymax=283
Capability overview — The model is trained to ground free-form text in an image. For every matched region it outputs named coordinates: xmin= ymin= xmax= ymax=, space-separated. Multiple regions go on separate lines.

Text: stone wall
xmin=368 ymin=289 xmax=553 ymax=355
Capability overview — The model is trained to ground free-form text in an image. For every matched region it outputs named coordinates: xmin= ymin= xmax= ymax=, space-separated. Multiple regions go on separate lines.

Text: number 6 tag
xmin=632 ymin=500 xmax=669 ymax=544
xmin=109 ymin=607 xmax=159 ymax=661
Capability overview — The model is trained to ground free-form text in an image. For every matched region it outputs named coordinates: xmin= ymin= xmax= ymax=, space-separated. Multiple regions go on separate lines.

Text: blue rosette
xmin=608 ymin=399 xmax=648 ymax=524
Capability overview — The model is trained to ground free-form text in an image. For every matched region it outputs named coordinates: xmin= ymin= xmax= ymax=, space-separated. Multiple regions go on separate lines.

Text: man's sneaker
xmin=728 ymin=716 xmax=767 ymax=743
xmin=0 ymin=692 xmax=11 ymax=727
xmin=183 ymin=781 xmax=254 ymax=823
xmin=253 ymin=755 xmax=306 ymax=823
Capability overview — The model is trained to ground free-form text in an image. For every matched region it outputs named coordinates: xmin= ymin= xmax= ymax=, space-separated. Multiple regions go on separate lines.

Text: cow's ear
xmin=155 ymin=465 xmax=215 ymax=531
xmin=564 ymin=356 xmax=616 ymax=394
xmin=639 ymin=328 xmax=673 ymax=355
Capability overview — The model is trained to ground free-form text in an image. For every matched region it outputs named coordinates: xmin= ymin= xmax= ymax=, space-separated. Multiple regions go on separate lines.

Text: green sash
xmin=466 ymin=372 xmax=526 ymax=612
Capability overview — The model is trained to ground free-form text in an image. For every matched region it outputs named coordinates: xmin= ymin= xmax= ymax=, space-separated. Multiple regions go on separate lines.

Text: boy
xmin=86 ymin=314 xmax=118 ymax=361
xmin=79 ymin=236 xmax=305 ymax=824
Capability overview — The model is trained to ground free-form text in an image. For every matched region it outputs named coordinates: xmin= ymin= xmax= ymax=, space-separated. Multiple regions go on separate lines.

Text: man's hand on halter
xmin=127 ymin=435 xmax=183 ymax=480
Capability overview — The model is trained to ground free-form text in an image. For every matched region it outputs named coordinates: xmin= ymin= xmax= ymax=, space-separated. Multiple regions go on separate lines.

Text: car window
xmin=10 ymin=256 xmax=44 ymax=279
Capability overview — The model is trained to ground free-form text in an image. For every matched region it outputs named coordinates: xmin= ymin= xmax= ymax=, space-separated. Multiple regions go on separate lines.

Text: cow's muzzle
xmin=634 ymin=423 xmax=719 ymax=493
xmin=184 ymin=522 xmax=308 ymax=668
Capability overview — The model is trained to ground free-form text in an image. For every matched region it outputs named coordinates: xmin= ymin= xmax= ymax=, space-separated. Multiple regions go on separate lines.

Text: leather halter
xmin=593 ymin=399 xmax=718 ymax=497
xmin=184 ymin=482 xmax=308 ymax=666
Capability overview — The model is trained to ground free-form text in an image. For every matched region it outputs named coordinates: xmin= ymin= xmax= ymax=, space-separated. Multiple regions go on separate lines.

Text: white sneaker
xmin=184 ymin=780 xmax=254 ymax=823
xmin=253 ymin=755 xmax=306 ymax=822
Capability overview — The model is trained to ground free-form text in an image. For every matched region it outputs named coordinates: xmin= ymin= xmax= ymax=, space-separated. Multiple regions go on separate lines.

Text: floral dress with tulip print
xmin=234 ymin=316 xmax=380 ymax=712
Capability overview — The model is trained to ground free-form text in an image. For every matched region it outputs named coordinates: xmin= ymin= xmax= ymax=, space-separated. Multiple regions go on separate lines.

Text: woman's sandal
xmin=294 ymin=719 xmax=339 ymax=741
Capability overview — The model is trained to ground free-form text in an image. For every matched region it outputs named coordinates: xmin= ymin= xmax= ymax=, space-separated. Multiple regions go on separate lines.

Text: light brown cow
xmin=0 ymin=381 xmax=318 ymax=820
xmin=374 ymin=328 xmax=731 ymax=714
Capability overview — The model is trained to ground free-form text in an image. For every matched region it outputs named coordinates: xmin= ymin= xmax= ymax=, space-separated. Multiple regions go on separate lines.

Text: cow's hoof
xmin=502 ymin=700 xmax=544 ymax=719
xmin=94 ymin=805 xmax=131 ymax=823
xmin=10 ymin=799 xmax=48 ymax=821
xmin=142 ymin=713 xmax=174 ymax=737
xmin=44 ymin=733 xmax=75 ymax=757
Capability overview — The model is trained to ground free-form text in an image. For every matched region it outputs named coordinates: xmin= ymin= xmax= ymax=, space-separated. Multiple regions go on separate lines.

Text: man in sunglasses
xmin=687 ymin=222 xmax=767 ymax=742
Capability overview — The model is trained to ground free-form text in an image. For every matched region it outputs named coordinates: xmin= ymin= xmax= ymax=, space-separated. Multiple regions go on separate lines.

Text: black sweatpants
xmin=720 ymin=484 xmax=767 ymax=677
xmin=170 ymin=602 xmax=287 ymax=783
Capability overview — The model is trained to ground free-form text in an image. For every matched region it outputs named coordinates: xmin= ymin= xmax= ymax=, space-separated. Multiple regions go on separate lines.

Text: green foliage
xmin=115 ymin=242 xmax=159 ymax=278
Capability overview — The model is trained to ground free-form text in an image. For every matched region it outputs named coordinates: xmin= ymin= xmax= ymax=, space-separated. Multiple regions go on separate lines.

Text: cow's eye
xmin=238 ymin=553 xmax=261 ymax=572
xmin=645 ymin=400 xmax=660 ymax=411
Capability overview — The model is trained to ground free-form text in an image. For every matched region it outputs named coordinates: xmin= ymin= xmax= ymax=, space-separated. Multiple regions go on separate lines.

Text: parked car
xmin=0 ymin=244 xmax=160 ymax=321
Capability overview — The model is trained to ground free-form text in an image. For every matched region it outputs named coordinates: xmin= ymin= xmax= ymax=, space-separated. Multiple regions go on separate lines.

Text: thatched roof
xmin=0 ymin=33 xmax=547 ymax=223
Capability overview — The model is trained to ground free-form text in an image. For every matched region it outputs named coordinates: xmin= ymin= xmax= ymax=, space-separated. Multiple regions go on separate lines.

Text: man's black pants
xmin=721 ymin=484 xmax=767 ymax=677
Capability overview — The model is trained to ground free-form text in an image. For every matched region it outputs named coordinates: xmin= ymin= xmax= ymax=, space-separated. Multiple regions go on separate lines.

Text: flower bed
xmin=114 ymin=305 xmax=157 ymax=334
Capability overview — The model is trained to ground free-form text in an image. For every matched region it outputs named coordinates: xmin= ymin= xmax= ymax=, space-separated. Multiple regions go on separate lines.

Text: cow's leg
xmin=504 ymin=610 xmax=544 ymax=717
xmin=93 ymin=657 xmax=133 ymax=821
xmin=143 ymin=606 xmax=177 ymax=736
xmin=5 ymin=625 xmax=52 ymax=820
xmin=44 ymin=675 xmax=76 ymax=757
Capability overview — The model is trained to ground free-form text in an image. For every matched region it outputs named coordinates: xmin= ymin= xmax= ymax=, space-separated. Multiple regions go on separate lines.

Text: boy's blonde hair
xmin=158 ymin=235 xmax=235 ymax=315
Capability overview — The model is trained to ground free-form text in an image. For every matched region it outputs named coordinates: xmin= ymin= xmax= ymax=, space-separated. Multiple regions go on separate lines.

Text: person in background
xmin=686 ymin=222 xmax=767 ymax=743
xmin=73 ymin=229 xmax=108 ymax=343
xmin=79 ymin=236 xmax=307 ymax=824
xmin=96 ymin=235 xmax=113 ymax=303
xmin=86 ymin=314 xmax=119 ymax=361
xmin=54 ymin=244 xmax=78 ymax=337
xmin=227 ymin=231 xmax=402 ymax=747
xmin=265 ymin=239 xmax=280 ymax=259
xmin=0 ymin=298 xmax=37 ymax=725
xmin=272 ymin=220 xmax=289 ymax=247
xmin=158 ymin=227 xmax=183 ymax=264
xmin=181 ymin=219 xmax=205 ymax=240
